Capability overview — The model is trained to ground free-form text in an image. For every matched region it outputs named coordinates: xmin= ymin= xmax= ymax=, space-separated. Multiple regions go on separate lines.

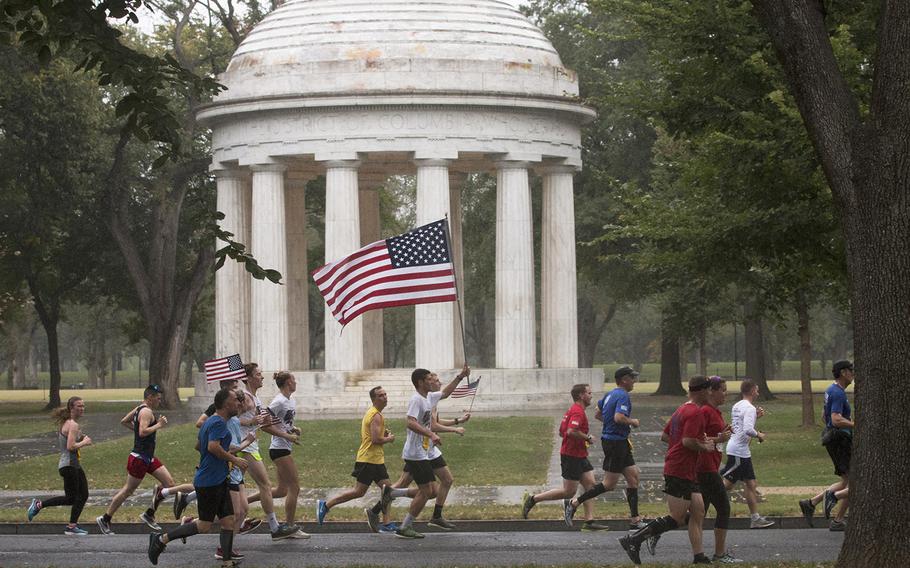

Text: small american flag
xmin=313 ymin=219 xmax=457 ymax=326
xmin=204 ymin=354 xmax=246 ymax=383
xmin=260 ymin=407 xmax=281 ymax=426
xmin=451 ymin=377 xmax=481 ymax=399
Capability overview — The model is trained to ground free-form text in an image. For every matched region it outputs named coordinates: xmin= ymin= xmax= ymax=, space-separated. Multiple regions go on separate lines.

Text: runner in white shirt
xmin=720 ymin=379 xmax=773 ymax=528
xmin=393 ymin=363 xmax=470 ymax=539
xmin=264 ymin=372 xmax=305 ymax=537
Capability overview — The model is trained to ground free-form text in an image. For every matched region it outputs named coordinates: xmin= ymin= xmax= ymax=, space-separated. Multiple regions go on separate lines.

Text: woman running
xmin=27 ymin=396 xmax=93 ymax=534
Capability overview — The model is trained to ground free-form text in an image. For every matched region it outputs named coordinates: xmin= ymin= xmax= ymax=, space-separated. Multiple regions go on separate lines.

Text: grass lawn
xmin=0 ymin=416 xmax=554 ymax=490
xmin=0 ymin=388 xmax=195 ymax=403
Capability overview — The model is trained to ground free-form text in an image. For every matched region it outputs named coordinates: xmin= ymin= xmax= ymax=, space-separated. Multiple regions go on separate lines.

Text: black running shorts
xmin=195 ymin=481 xmax=233 ymax=522
xmin=663 ymin=474 xmax=700 ymax=500
xmin=825 ymin=436 xmax=851 ymax=476
xmin=697 ymin=471 xmax=730 ymax=529
xmin=404 ymin=459 xmax=436 ymax=485
xmin=351 ymin=462 xmax=390 ymax=486
xmin=601 ymin=439 xmax=636 ymax=473
xmin=720 ymin=455 xmax=755 ymax=483
xmin=269 ymin=448 xmax=292 ymax=462
xmin=560 ymin=455 xmax=594 ymax=481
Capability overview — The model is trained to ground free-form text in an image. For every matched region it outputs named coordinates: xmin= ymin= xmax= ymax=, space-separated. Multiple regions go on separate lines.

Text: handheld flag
xmin=313 ymin=219 xmax=457 ymax=326
xmin=204 ymin=354 xmax=246 ymax=383
xmin=451 ymin=377 xmax=481 ymax=399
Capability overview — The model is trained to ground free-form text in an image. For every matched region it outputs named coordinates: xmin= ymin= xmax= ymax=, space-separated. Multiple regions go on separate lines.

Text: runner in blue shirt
xmin=799 ymin=359 xmax=855 ymax=531
xmin=147 ymin=388 xmax=248 ymax=567
xmin=564 ymin=366 xmax=643 ymax=529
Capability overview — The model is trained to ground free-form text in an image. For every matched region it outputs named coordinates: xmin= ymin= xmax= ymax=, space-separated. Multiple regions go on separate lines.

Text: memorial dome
xmin=214 ymin=0 xmax=579 ymax=102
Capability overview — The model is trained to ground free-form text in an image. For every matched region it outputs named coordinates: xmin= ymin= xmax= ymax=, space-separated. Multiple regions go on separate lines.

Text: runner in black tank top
xmin=96 ymin=385 xmax=194 ymax=534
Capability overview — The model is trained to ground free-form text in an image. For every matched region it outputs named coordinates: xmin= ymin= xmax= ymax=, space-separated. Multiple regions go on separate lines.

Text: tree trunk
xmin=751 ymin=2 xmax=910 ymax=564
xmin=656 ymin=319 xmax=686 ymax=396
xmin=744 ymin=304 xmax=775 ymax=400
xmin=576 ymin=300 xmax=615 ymax=368
xmin=696 ymin=324 xmax=708 ymax=376
xmin=111 ymin=351 xmax=118 ymax=388
xmin=27 ymin=282 xmax=62 ymax=409
xmin=796 ymin=291 xmax=815 ymax=427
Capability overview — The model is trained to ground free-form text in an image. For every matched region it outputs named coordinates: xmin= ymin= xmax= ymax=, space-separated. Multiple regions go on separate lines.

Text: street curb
xmin=1 ymin=516 xmax=827 ymax=535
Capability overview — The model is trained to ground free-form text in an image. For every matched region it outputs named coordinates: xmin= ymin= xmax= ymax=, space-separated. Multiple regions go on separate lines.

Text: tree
xmin=0 ymin=47 xmax=112 ymax=407
xmin=750 ymin=2 xmax=910 ymax=565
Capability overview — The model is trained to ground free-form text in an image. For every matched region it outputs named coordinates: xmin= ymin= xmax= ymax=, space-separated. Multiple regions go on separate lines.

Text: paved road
xmin=0 ymin=529 xmax=842 ymax=567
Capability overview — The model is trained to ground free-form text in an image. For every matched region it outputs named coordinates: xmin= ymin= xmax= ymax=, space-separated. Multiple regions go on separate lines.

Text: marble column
xmin=215 ymin=169 xmax=251 ymax=360
xmin=285 ymin=177 xmax=309 ymax=370
xmin=359 ymin=178 xmax=384 ymax=369
xmin=415 ymin=159 xmax=455 ymax=370
xmin=323 ymin=160 xmax=364 ymax=371
xmin=449 ymin=172 xmax=467 ymax=367
xmin=540 ymin=166 xmax=579 ymax=368
xmin=250 ymin=164 xmax=289 ymax=371
xmin=495 ymin=161 xmax=536 ymax=368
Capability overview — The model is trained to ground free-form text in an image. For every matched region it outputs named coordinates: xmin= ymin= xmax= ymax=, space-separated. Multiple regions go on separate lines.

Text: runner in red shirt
xmin=620 ymin=376 xmax=715 ymax=565
xmin=521 ymin=384 xmax=608 ymax=531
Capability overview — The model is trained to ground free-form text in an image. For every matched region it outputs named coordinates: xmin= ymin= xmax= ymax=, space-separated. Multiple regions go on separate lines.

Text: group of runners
xmin=23 ymin=358 xmax=854 ymax=567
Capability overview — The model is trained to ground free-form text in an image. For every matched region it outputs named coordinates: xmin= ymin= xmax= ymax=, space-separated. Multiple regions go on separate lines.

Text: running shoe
xmin=521 ymin=492 xmax=536 ymax=519
xmin=365 ymin=507 xmax=381 ymax=533
xmin=428 ymin=516 xmax=457 ymax=530
xmin=713 ymin=552 xmax=744 ymax=563
xmin=96 ymin=515 xmax=115 ymax=535
xmin=581 ymin=520 xmax=609 ymax=532
xmin=27 ymin=498 xmax=40 ymax=522
xmin=692 ymin=553 xmax=712 ymax=564
xmin=316 ymin=499 xmax=329 ymax=525
xmin=823 ymin=490 xmax=838 ymax=519
xmin=140 ymin=510 xmax=162 ymax=531
xmin=618 ymin=535 xmax=642 ymax=565
xmin=380 ymin=484 xmax=395 ymax=509
xmin=64 ymin=525 xmax=88 ymax=535
xmin=173 ymin=491 xmax=189 ymax=520
xmin=151 ymin=485 xmax=165 ymax=511
xmin=563 ymin=498 xmax=577 ymax=527
xmin=270 ymin=523 xmax=298 ymax=541
xmin=629 ymin=519 xmax=649 ymax=531
xmin=215 ymin=547 xmax=245 ymax=560
xmin=290 ymin=525 xmax=310 ymax=539
xmin=645 ymin=534 xmax=661 ymax=556
xmin=799 ymin=499 xmax=815 ymax=528
xmin=379 ymin=522 xmax=399 ymax=534
xmin=239 ymin=518 xmax=262 ymax=534
xmin=221 ymin=561 xmax=241 ymax=568
xmin=829 ymin=519 xmax=847 ymax=532
xmin=394 ymin=526 xmax=425 ymax=539
xmin=749 ymin=516 xmax=774 ymax=529
xmin=147 ymin=533 xmax=166 ymax=566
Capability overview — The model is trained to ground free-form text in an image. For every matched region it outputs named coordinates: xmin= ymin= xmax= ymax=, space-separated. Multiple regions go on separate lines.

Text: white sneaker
xmin=750 ymin=516 xmax=774 ymax=529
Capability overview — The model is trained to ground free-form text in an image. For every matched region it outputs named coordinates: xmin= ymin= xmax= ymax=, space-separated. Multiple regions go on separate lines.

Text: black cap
xmin=832 ymin=360 xmax=853 ymax=377
xmin=144 ymin=384 xmax=163 ymax=397
xmin=688 ymin=376 xmax=710 ymax=392
xmin=614 ymin=366 xmax=640 ymax=380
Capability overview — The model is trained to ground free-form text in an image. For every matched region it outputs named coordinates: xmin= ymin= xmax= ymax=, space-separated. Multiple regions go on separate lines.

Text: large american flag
xmin=313 ymin=219 xmax=457 ymax=326
xmin=203 ymin=354 xmax=246 ymax=383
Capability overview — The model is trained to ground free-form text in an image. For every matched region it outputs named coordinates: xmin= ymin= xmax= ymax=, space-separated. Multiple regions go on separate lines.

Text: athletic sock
xmin=220 ymin=529 xmax=234 ymax=560
xmin=626 ymin=488 xmax=639 ymax=517
xmin=433 ymin=505 xmax=443 ymax=518
xmin=401 ymin=513 xmax=414 ymax=529
xmin=370 ymin=501 xmax=383 ymax=514
xmin=267 ymin=513 xmax=280 ymax=532
xmin=167 ymin=520 xmax=199 ymax=541
xmin=751 ymin=513 xmax=760 ymax=521
xmin=390 ymin=488 xmax=409 ymax=498
xmin=102 ymin=513 xmax=112 ymax=524
xmin=186 ymin=492 xmax=197 ymax=504
xmin=576 ymin=483 xmax=608 ymax=505
xmin=631 ymin=515 xmax=678 ymax=544
xmin=160 ymin=487 xmax=171 ymax=498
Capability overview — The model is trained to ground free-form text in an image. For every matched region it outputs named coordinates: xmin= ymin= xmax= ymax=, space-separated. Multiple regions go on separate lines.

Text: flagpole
xmin=443 ymin=215 xmax=469 ymax=368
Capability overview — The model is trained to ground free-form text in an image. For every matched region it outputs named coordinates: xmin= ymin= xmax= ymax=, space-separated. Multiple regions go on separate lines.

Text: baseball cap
xmin=614 ymin=366 xmax=640 ymax=380
xmin=832 ymin=360 xmax=853 ymax=376
xmin=144 ymin=384 xmax=163 ymax=397
xmin=688 ymin=375 xmax=710 ymax=392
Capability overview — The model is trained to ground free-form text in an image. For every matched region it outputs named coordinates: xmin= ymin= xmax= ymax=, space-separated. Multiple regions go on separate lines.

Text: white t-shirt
xmin=268 ymin=392 xmax=297 ymax=451
xmin=402 ymin=391 xmax=444 ymax=461
xmin=726 ymin=399 xmax=758 ymax=458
